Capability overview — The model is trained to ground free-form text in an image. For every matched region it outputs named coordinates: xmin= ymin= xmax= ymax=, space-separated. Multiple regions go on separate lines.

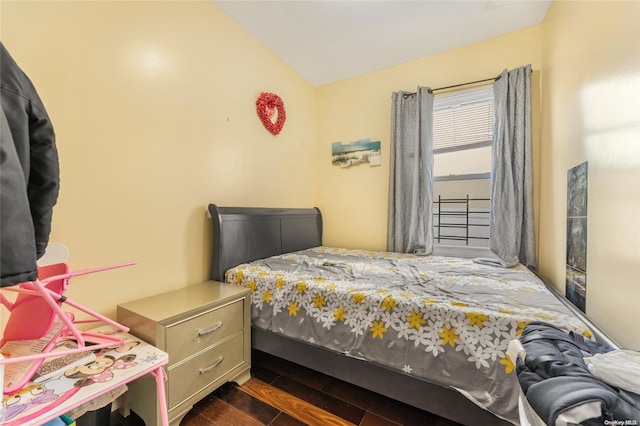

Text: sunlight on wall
xmin=580 ymin=73 xmax=640 ymax=266
xmin=129 ymin=44 xmax=174 ymax=77
xmin=581 ymin=74 xmax=640 ymax=168
xmin=580 ymin=74 xmax=640 ymax=318
xmin=541 ymin=0 xmax=640 ymax=349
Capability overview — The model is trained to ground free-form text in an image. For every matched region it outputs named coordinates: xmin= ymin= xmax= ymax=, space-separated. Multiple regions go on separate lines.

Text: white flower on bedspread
xmin=482 ymin=316 xmax=510 ymax=337
xmin=456 ymin=327 xmax=480 ymax=356
xmin=477 ymin=324 xmax=499 ymax=344
xmin=408 ymin=327 xmax=429 ymax=348
xmin=319 ymin=310 xmax=336 ymax=330
xmin=502 ymin=319 xmax=524 ymax=341
xmin=411 ymin=325 xmax=445 ymax=356
xmin=483 ymin=337 xmax=506 ymax=361
xmin=424 ymin=338 xmax=445 ymax=357
xmin=468 ymin=346 xmax=491 ymax=369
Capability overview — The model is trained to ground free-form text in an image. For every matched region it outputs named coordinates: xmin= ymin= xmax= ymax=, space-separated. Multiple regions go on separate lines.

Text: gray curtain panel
xmin=486 ymin=65 xmax=536 ymax=268
xmin=387 ymin=87 xmax=434 ymax=253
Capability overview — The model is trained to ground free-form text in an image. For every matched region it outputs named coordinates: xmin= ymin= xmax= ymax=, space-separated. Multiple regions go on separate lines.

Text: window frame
xmin=431 ymin=85 xmax=494 ymax=258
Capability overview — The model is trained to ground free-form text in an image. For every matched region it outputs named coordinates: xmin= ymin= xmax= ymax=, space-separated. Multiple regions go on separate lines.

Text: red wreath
xmin=256 ymin=92 xmax=286 ymax=135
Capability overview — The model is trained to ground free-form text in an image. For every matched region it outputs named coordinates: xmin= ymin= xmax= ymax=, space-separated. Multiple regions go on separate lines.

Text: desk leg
xmin=151 ymin=367 xmax=169 ymax=426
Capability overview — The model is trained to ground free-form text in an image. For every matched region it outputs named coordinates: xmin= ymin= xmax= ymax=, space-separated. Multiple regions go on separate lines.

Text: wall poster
xmin=331 ymin=138 xmax=381 ymax=168
xmin=566 ymin=161 xmax=588 ymax=312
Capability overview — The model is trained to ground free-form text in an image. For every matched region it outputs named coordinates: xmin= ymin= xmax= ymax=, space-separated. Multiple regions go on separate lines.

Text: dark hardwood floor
xmin=177 ymin=350 xmax=462 ymax=426
xmin=111 ymin=349 xmax=462 ymax=425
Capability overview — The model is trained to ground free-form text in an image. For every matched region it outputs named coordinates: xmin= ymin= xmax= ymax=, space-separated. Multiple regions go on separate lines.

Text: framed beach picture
xmin=332 ymin=138 xmax=381 ymax=168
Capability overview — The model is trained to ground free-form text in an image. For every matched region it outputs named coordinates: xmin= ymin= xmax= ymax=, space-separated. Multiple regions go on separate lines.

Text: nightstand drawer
xmin=165 ymin=299 xmax=243 ymax=362
xmin=168 ymin=333 xmax=244 ymax=407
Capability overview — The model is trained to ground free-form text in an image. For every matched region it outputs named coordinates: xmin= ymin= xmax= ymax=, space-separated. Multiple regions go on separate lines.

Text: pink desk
xmin=1 ymin=326 xmax=168 ymax=426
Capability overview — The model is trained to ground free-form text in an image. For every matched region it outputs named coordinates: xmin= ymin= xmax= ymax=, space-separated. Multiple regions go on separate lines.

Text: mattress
xmin=225 ymin=246 xmax=591 ymax=423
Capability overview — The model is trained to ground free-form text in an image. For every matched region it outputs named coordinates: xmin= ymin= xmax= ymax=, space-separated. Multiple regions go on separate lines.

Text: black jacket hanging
xmin=0 ymin=42 xmax=60 ymax=287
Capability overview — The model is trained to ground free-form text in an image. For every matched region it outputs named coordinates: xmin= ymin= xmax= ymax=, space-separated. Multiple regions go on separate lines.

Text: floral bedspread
xmin=225 ymin=247 xmax=591 ymax=424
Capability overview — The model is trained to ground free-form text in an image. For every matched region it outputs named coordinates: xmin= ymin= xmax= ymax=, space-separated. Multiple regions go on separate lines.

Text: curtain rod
xmin=402 ymin=74 xmax=501 ymax=98
xmin=430 ymin=75 xmax=501 ymax=93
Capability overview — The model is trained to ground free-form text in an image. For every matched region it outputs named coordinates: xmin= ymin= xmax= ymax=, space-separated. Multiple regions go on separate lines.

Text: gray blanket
xmin=226 ymin=247 xmax=591 ymax=424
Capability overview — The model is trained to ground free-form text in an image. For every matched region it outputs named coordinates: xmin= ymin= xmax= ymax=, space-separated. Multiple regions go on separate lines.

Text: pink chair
xmin=0 ymin=262 xmax=135 ymax=394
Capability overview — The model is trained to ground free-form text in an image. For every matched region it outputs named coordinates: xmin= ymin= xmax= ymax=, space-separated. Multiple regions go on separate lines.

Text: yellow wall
xmin=0 ymin=1 xmax=317 ymax=320
xmin=316 ymin=26 xmax=544 ymax=252
xmin=539 ymin=1 xmax=640 ymax=349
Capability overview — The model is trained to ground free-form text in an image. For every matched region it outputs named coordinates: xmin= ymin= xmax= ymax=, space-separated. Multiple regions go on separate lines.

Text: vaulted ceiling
xmin=213 ymin=1 xmax=552 ymax=87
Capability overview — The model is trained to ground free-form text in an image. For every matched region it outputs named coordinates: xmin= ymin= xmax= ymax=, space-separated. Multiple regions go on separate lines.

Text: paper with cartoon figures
xmin=1 ymin=327 xmax=166 ymax=426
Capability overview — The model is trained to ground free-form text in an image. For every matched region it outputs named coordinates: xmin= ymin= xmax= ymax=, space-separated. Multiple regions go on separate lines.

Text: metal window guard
xmin=433 ymin=195 xmax=490 ymax=245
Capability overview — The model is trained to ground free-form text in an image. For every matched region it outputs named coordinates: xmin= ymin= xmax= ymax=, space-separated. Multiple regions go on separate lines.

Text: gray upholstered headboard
xmin=208 ymin=204 xmax=323 ymax=282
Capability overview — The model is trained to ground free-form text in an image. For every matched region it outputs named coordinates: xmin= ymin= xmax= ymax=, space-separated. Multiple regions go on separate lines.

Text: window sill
xmin=432 ymin=245 xmax=494 ymax=259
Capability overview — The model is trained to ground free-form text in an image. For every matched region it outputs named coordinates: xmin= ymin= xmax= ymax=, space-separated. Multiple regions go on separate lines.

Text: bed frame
xmin=208 ymin=204 xmax=618 ymax=426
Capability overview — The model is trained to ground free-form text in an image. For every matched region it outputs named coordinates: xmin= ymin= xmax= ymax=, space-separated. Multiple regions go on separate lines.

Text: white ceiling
xmin=213 ymin=0 xmax=551 ymax=87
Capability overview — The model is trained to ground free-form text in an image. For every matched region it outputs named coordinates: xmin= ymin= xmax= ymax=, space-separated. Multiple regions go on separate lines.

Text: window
xmin=432 ymin=85 xmax=493 ymax=257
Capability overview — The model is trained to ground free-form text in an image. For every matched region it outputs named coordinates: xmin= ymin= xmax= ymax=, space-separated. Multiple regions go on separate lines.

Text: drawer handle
xmin=199 ymin=357 xmax=223 ymax=374
xmin=195 ymin=322 xmax=223 ymax=338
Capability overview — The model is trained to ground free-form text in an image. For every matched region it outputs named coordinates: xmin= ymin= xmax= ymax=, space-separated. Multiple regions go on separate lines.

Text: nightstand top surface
xmin=117 ymin=281 xmax=249 ymax=323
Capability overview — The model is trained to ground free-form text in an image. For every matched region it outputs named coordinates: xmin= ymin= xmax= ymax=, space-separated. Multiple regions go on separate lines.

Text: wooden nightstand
xmin=117 ymin=281 xmax=251 ymax=426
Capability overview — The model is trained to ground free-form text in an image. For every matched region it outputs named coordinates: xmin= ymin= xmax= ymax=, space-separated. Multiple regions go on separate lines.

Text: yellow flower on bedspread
xmin=370 ymin=321 xmax=387 ymax=339
xmin=262 ymin=290 xmax=273 ymax=303
xmin=288 ymin=301 xmax=300 ymax=316
xmin=499 ymin=354 xmax=515 ymax=374
xmin=236 ymin=271 xmax=244 ymax=282
xmin=352 ymin=293 xmax=366 ymax=304
xmin=466 ymin=312 xmax=489 ymax=328
xmin=406 ymin=310 xmax=426 ymax=329
xmin=247 ymin=281 xmax=256 ymax=293
xmin=440 ymin=326 xmax=459 ymax=347
xmin=312 ymin=293 xmax=326 ymax=309
xmin=535 ymin=313 xmax=557 ymax=321
xmin=380 ymin=296 xmax=396 ymax=312
xmin=296 ymin=282 xmax=307 ymax=294
xmin=516 ymin=320 xmax=529 ymax=336
xmin=334 ymin=306 xmax=347 ymax=322
xmin=276 ymin=277 xmax=286 ymax=289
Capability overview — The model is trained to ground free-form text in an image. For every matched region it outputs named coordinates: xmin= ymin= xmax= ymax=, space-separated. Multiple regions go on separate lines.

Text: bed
xmin=208 ymin=204 xmax=617 ymax=425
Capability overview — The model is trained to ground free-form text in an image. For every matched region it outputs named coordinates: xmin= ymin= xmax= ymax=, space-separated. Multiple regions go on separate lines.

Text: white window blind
xmin=433 ymin=85 xmax=493 ymax=153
